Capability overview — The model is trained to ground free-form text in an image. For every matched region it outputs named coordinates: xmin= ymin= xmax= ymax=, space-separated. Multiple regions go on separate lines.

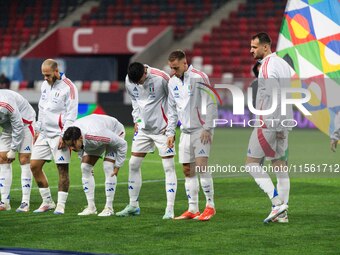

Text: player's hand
xmin=167 ymin=136 xmax=175 ymax=148
xmin=6 ymin=149 xmax=16 ymax=163
xmin=200 ymin=130 xmax=211 ymax=145
xmin=330 ymin=139 xmax=338 ymax=152
xmin=134 ymin=123 xmax=138 ymax=133
xmin=58 ymin=136 xmax=65 ymax=149
xmin=33 ymin=132 xmax=40 ymax=144
xmin=111 ymin=167 xmax=119 ymax=177
xmin=276 ymin=131 xmax=285 ymax=140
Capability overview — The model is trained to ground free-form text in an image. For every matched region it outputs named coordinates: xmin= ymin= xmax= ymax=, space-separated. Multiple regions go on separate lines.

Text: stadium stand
xmin=2 ymin=0 xmax=286 ymax=91
xmin=73 ymin=0 xmax=229 ymax=39
xmin=0 ymin=0 xmax=85 ymax=57
xmin=185 ymin=0 xmax=287 ymax=78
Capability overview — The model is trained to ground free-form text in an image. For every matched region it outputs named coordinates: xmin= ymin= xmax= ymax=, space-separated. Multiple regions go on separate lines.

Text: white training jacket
xmin=73 ymin=114 xmax=127 ymax=168
xmin=0 ymin=89 xmax=36 ymax=151
xmin=257 ymin=52 xmax=293 ymax=132
xmin=166 ymin=65 xmax=218 ymax=136
xmin=125 ymin=65 xmax=170 ymax=135
xmin=35 ymin=73 xmax=78 ymax=138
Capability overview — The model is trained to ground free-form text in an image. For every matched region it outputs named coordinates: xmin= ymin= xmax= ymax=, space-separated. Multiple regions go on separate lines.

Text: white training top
xmin=257 ymin=52 xmax=293 ymax=131
xmin=35 ymin=73 xmax=78 ymax=138
xmin=125 ymin=65 xmax=170 ymax=135
xmin=73 ymin=114 xmax=127 ymax=168
xmin=0 ymin=89 xmax=36 ymax=151
xmin=166 ymin=65 xmax=218 ymax=136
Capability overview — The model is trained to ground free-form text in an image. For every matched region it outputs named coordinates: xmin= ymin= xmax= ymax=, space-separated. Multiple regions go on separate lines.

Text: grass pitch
xmin=0 ymin=127 xmax=339 ymax=255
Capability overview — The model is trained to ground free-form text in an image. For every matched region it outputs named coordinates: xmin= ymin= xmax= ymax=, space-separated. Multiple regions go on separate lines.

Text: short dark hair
xmin=63 ymin=126 xmax=81 ymax=142
xmin=168 ymin=50 xmax=186 ymax=62
xmin=252 ymin=32 xmax=272 ymax=46
xmin=128 ymin=62 xmax=145 ymax=84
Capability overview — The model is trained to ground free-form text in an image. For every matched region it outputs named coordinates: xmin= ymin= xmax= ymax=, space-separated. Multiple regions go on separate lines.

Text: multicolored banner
xmin=277 ymin=0 xmax=340 ymax=136
xmin=78 ymin=104 xmax=106 ymax=118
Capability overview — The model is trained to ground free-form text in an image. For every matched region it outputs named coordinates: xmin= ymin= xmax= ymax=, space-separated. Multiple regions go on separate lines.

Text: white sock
xmin=185 ymin=175 xmax=199 ymax=213
xmin=39 ymin=187 xmax=53 ymax=203
xmin=162 ymin=158 xmax=177 ymax=211
xmin=0 ymin=163 xmax=12 ymax=204
xmin=103 ymin=161 xmax=117 ymax=209
xmin=57 ymin=191 xmax=68 ymax=207
xmin=20 ymin=163 xmax=32 ymax=204
xmin=128 ymin=156 xmax=143 ymax=208
xmin=199 ymin=171 xmax=215 ymax=208
xmin=246 ymin=163 xmax=280 ymax=205
xmin=81 ymin=163 xmax=95 ymax=208
xmin=276 ymin=170 xmax=290 ymax=204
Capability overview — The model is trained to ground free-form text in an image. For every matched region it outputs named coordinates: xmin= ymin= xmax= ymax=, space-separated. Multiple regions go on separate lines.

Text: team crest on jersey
xmin=149 ymin=83 xmax=156 ymax=98
xmin=187 ymin=84 xmax=193 ymax=96
xmin=52 ymin=89 xmax=61 ymax=103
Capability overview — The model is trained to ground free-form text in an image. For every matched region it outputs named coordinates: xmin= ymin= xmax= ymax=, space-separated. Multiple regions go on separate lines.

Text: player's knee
xmin=162 ymin=157 xmax=175 ymax=173
xmin=183 ymin=163 xmax=191 ymax=177
xmin=0 ymin=152 xmax=7 ymax=163
xmin=199 ymin=171 xmax=212 ymax=179
xmin=30 ymin=161 xmax=41 ymax=174
xmin=103 ymin=161 xmax=114 ymax=177
xmin=81 ymin=163 xmax=93 ymax=178
xmin=19 ymin=154 xmax=30 ymax=165
xmin=129 ymin=156 xmax=143 ymax=172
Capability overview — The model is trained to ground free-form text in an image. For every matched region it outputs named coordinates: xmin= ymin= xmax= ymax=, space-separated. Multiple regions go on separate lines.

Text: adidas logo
xmin=133 ymin=87 xmax=138 ymax=91
xmin=23 ymin=184 xmax=31 ymax=188
xmin=198 ymin=149 xmax=205 ymax=155
xmin=83 ymin=187 xmax=88 ymax=192
xmin=187 ymin=194 xmax=191 ymax=199
xmin=58 ymin=156 xmax=65 ymax=161
xmin=128 ymin=186 xmax=134 ymax=190
xmin=107 ymin=152 xmax=115 ymax=157
xmin=166 ymin=148 xmax=173 ymax=153
xmin=24 ymin=146 xmax=30 ymax=151
xmin=167 ymin=189 xmax=175 ymax=193
xmin=106 ymin=188 xmax=115 ymax=192
xmin=174 ymin=86 xmax=179 ymax=91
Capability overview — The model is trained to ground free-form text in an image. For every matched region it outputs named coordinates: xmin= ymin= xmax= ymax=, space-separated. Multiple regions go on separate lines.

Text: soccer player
xmin=0 ymin=90 xmax=36 ymax=212
xmin=63 ymin=114 xmax=127 ymax=217
xmin=245 ymin=32 xmax=292 ymax=223
xmin=30 ymin=59 xmax=78 ymax=215
xmin=330 ymin=111 xmax=340 ymax=152
xmin=166 ymin=50 xmax=217 ymax=221
xmin=116 ymin=62 xmax=177 ymax=219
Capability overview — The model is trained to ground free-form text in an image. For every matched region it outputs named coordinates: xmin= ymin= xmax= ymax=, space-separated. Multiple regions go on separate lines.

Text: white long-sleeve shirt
xmin=35 ymin=73 xmax=78 ymax=138
xmin=166 ymin=65 xmax=218 ymax=136
xmin=256 ymin=52 xmax=293 ymax=131
xmin=0 ymin=90 xmax=36 ymax=151
xmin=73 ymin=114 xmax=127 ymax=168
xmin=125 ymin=65 xmax=169 ymax=135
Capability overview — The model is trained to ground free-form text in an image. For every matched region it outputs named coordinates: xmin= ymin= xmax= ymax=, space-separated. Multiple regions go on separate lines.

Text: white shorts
xmin=179 ymin=131 xmax=212 ymax=164
xmin=82 ymin=128 xmax=126 ymax=161
xmin=132 ymin=129 xmax=175 ymax=157
xmin=247 ymin=128 xmax=288 ymax=161
xmin=31 ymin=134 xmax=71 ymax=164
xmin=0 ymin=124 xmax=34 ymax=153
